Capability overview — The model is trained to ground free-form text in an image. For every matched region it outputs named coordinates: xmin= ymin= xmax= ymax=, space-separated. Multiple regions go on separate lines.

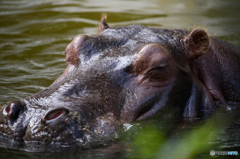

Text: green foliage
xmin=130 ymin=111 xmax=230 ymax=159
xmin=133 ymin=127 xmax=165 ymax=159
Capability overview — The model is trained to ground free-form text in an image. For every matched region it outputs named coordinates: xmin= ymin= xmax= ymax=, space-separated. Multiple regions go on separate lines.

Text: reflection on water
xmin=0 ymin=0 xmax=240 ymax=158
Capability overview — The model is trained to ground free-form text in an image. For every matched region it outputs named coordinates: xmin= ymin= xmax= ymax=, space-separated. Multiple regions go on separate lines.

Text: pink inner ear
xmin=45 ymin=109 xmax=66 ymax=120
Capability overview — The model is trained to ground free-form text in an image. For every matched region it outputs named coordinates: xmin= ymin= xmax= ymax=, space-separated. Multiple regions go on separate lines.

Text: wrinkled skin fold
xmin=0 ymin=16 xmax=240 ymax=147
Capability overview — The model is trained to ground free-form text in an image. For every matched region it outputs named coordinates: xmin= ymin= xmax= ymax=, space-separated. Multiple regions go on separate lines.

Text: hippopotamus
xmin=0 ymin=16 xmax=240 ymax=148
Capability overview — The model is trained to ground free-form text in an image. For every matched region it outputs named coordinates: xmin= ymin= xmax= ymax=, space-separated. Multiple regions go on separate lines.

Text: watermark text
xmin=210 ymin=150 xmax=238 ymax=156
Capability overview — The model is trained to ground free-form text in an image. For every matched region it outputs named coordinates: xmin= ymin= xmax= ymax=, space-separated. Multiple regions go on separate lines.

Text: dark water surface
xmin=0 ymin=0 xmax=240 ymax=158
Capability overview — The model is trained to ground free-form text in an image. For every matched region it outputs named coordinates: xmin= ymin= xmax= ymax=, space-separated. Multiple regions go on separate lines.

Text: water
xmin=0 ymin=0 xmax=240 ymax=158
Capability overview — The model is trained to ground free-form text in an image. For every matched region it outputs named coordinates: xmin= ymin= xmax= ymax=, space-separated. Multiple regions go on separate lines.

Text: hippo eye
xmin=148 ymin=65 xmax=168 ymax=74
xmin=44 ymin=108 xmax=69 ymax=121
xmin=146 ymin=61 xmax=169 ymax=80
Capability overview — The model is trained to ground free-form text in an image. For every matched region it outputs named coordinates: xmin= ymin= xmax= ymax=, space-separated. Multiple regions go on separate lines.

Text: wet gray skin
xmin=0 ymin=17 xmax=240 ymax=147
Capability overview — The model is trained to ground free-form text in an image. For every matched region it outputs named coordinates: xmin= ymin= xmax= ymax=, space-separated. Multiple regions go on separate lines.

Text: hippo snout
xmin=0 ymin=101 xmax=81 ymax=143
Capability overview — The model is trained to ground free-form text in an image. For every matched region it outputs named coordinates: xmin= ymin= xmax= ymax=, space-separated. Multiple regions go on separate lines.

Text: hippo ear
xmin=98 ymin=14 xmax=110 ymax=33
xmin=183 ymin=29 xmax=210 ymax=59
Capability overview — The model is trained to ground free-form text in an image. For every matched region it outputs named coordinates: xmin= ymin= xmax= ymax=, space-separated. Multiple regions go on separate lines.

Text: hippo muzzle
xmin=0 ymin=98 xmax=120 ymax=145
xmin=0 ymin=100 xmax=78 ymax=143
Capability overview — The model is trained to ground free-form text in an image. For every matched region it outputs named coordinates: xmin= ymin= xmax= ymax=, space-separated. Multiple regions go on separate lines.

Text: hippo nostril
xmin=44 ymin=108 xmax=69 ymax=121
xmin=5 ymin=104 xmax=11 ymax=114
xmin=3 ymin=101 xmax=25 ymax=119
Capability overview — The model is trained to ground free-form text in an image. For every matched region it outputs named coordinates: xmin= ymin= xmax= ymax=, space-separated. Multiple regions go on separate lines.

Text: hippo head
xmin=0 ymin=16 xmax=216 ymax=147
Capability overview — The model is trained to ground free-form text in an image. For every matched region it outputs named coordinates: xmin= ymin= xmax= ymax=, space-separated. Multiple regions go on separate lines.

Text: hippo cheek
xmin=119 ymin=83 xmax=171 ymax=122
xmin=135 ymin=92 xmax=170 ymax=121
